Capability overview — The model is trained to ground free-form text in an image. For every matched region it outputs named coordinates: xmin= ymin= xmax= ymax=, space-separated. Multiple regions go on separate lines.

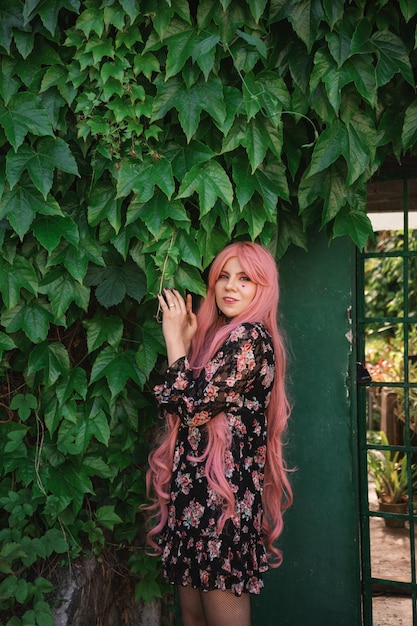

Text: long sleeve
xmin=154 ymin=323 xmax=275 ymax=428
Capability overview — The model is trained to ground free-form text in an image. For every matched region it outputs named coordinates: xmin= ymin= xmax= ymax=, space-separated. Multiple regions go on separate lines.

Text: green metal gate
xmin=357 ymin=175 xmax=417 ymax=624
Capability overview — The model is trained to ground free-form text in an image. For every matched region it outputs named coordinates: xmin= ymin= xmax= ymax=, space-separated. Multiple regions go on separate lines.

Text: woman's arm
xmin=154 ymin=324 xmax=275 ymax=427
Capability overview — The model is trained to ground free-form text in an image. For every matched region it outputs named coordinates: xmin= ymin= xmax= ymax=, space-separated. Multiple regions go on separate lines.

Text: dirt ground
xmin=373 ymin=596 xmax=413 ymax=626
xmin=369 ymin=482 xmax=415 ymax=625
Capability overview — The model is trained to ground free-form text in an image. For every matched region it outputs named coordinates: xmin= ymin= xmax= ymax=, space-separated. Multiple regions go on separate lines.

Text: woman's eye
xmin=240 ymin=276 xmax=251 ymax=281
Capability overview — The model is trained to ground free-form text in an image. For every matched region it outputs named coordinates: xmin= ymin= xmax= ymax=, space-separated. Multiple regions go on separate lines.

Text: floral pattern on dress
xmin=154 ymin=322 xmax=275 ymax=596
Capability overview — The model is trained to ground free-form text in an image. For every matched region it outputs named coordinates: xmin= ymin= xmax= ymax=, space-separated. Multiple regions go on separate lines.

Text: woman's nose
xmin=225 ymin=277 xmax=236 ymax=290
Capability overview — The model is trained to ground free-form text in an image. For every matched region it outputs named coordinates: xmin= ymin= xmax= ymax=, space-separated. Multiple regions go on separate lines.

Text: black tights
xmin=177 ymin=586 xmax=252 ymax=626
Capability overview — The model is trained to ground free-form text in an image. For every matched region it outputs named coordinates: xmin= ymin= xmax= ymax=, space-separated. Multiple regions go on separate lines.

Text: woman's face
xmin=214 ymin=256 xmax=257 ymax=318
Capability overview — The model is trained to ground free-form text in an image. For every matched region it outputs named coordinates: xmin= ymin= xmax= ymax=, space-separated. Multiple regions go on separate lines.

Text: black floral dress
xmin=154 ymin=322 xmax=275 ymax=596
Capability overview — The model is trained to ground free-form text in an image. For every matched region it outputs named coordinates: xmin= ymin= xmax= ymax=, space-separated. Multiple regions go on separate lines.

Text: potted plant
xmin=367 ymin=431 xmax=416 ymax=527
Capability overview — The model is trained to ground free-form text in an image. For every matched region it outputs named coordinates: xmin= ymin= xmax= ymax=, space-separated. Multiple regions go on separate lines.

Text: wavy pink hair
xmin=145 ymin=242 xmax=292 ymax=566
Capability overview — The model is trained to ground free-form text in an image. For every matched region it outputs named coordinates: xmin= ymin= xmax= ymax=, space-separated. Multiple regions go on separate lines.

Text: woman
xmin=146 ymin=242 xmax=292 ymax=626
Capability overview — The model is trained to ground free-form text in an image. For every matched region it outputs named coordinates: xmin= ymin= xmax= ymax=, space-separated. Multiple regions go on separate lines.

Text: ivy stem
xmin=155 ymin=230 xmax=177 ymax=323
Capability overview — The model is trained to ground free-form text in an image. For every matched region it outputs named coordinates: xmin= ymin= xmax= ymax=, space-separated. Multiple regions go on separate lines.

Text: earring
xmin=217 ymin=306 xmax=223 ymax=316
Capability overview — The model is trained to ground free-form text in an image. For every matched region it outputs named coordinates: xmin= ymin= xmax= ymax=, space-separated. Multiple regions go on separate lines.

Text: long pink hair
xmin=145 ymin=242 xmax=292 ymax=566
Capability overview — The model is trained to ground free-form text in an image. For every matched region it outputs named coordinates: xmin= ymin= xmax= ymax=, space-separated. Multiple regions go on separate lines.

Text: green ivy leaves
xmin=0 ymin=93 xmax=54 ymax=151
xmin=2 ymin=0 xmax=417 ymax=622
xmin=6 ymin=137 xmax=79 ymax=198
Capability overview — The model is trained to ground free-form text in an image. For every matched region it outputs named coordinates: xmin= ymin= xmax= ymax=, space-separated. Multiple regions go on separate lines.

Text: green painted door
xmin=252 ymin=229 xmax=362 ymax=625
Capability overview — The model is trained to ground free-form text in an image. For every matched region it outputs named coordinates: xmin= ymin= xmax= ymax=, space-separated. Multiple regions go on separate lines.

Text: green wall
xmin=252 ymin=231 xmax=362 ymax=625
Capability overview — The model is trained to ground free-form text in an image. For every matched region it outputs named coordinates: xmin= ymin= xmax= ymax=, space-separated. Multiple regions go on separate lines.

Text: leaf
xmin=1 ymin=301 xmax=52 ymax=343
xmin=322 ymin=0 xmax=344 ymax=29
xmin=342 ymin=55 xmax=377 ymax=108
xmin=82 ymin=456 xmax=116 ymax=480
xmin=350 ymin=18 xmax=375 ymax=55
xmin=10 ymin=394 xmax=37 ymax=422
xmin=55 ymin=368 xmax=88 ymax=405
xmin=232 ymin=153 xmax=289 ymax=215
xmin=14 ymin=30 xmax=34 ymax=59
xmin=2 ymin=540 xmax=28 ymax=563
xmin=243 ymin=198 xmax=269 ymax=239
xmin=174 ymin=263 xmax=207 ymax=297
xmin=284 ymin=0 xmax=325 ymax=52
xmin=90 ymin=347 xmax=146 ymax=397
xmin=86 ymin=259 xmax=147 ymax=308
xmin=83 ymin=312 xmax=124 ymax=353
xmin=275 ymin=211 xmax=308 ymax=258
xmin=236 ymin=29 xmax=267 ymax=58
xmin=177 ymin=161 xmax=233 ymax=216
xmin=5 ymin=427 xmax=28 ymax=454
xmin=134 ymin=579 xmax=163 ymax=604
xmin=89 ymin=410 xmax=110 ymax=446
xmin=192 ymin=32 xmax=220 ymax=79
xmin=96 ymin=505 xmax=123 ymax=530
xmin=27 ymin=343 xmax=71 ymax=387
xmin=119 ymin=0 xmax=140 ymax=22
xmin=151 ymin=76 xmax=226 ymax=142
xmin=175 ymin=230 xmax=202 ymax=268
xmin=257 ymin=72 xmax=291 ymax=120
xmin=333 ymin=206 xmax=374 ymax=250
xmin=288 ymin=39 xmax=313 ymax=93
xmin=56 ymin=418 xmax=89 ymax=456
xmin=45 ymin=464 xmax=94 ymax=514
xmin=243 ymin=116 xmax=283 ymax=172
xmin=126 ymin=191 xmax=190 ymax=237
xmin=6 ymin=137 xmax=79 ymax=198
xmin=133 ymin=51 xmax=160 ymax=79
xmin=117 ymin=156 xmax=175 ymax=200
xmin=103 ymin=5 xmax=126 ymax=30
xmin=211 ymin=2 xmax=247 ymax=42
xmin=0 ymin=176 xmax=64 ymax=239
xmin=40 ymin=64 xmax=67 ymax=93
xmin=325 ymin=29 xmax=351 ymax=69
xmin=307 ymin=121 xmax=347 ymax=178
xmin=0 ymin=255 xmax=38 ymax=309
xmin=320 ymin=162 xmax=348 ymax=226
xmin=165 ymin=27 xmax=200 ymax=79
xmin=166 ymin=139 xmax=216 ymax=180
xmin=100 ymin=57 xmax=130 ymax=84
xmin=246 ymin=0 xmax=268 ymax=23
xmin=32 ymin=215 xmax=80 ymax=252
xmin=299 ymin=161 xmax=347 ymax=226
xmin=344 ymin=111 xmax=377 ymax=185
xmin=398 ymin=0 xmax=417 ymax=22
xmin=87 ymin=182 xmax=121 ymax=234
xmin=0 ymin=92 xmax=54 ymax=151
xmin=76 ymin=6 xmax=104 ymax=38
xmin=402 ymin=100 xmax=417 ymax=152
xmin=0 ymin=62 xmax=20 ymax=106
xmin=0 ymin=4 xmax=22 ymax=54
xmin=39 ymin=269 xmax=90 ymax=318
xmin=136 ymin=319 xmax=165 ymax=377
xmin=0 ymin=331 xmax=16 ymax=357
xmin=372 ymin=30 xmax=414 ymax=87
xmin=49 ymin=230 xmax=105 ymax=282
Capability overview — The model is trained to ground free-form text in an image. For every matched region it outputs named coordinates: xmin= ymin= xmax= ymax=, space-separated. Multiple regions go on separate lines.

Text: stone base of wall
xmin=52 ymin=556 xmax=163 ymax=626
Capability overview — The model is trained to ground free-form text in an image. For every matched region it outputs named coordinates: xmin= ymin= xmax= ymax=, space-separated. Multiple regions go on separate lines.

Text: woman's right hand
xmin=157 ymin=289 xmax=197 ymax=364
